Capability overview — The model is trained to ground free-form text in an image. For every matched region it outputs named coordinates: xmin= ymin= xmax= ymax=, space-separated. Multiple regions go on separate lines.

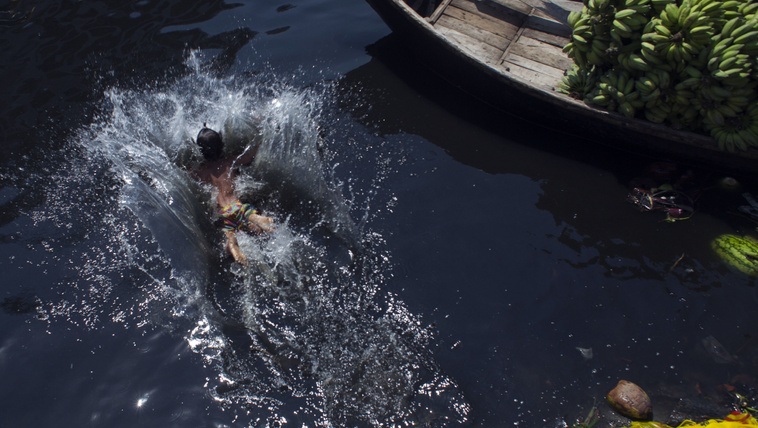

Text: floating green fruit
xmin=711 ymin=234 xmax=758 ymax=276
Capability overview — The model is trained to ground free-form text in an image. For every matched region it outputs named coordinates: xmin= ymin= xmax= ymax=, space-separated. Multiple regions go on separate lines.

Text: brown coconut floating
xmin=606 ymin=380 xmax=652 ymax=420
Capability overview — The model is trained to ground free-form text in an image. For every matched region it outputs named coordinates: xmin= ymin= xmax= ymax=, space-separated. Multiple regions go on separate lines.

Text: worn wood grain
xmin=480 ymin=0 xmax=533 ymax=16
xmin=524 ymin=13 xmax=572 ymax=37
xmin=437 ymin=12 xmax=511 ymax=50
xmin=455 ymin=0 xmax=572 ymax=39
xmin=508 ymin=35 xmax=573 ymax=70
xmin=443 ymin=3 xmax=521 ymax=40
xmin=451 ymin=0 xmax=529 ymax=28
xmin=436 ymin=24 xmax=505 ymax=62
xmin=429 ymin=0 xmax=454 ymax=23
xmin=503 ymin=52 xmax=565 ymax=81
xmin=500 ymin=60 xmax=559 ymax=91
xmin=522 ymin=27 xmax=569 ymax=48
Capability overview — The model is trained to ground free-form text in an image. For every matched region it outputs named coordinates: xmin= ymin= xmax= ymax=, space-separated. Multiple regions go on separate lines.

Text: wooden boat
xmin=365 ymin=0 xmax=758 ymax=173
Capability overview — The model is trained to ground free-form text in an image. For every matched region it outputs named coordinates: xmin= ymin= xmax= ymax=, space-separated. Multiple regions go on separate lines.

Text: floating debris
xmin=576 ymin=346 xmax=593 ymax=360
xmin=628 ymin=186 xmax=695 ymax=222
xmin=619 ymin=412 xmax=758 ymax=427
xmin=739 ymin=193 xmax=758 ymax=220
xmin=607 ymin=380 xmax=653 ymax=420
xmin=701 ymin=335 xmax=737 ymax=365
xmin=711 ymin=234 xmax=758 ymax=276
xmin=569 ymin=402 xmax=599 ymax=428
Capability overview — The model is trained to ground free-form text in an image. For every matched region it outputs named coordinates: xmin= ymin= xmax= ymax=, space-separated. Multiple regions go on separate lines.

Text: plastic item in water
xmin=622 ymin=412 xmax=758 ymax=428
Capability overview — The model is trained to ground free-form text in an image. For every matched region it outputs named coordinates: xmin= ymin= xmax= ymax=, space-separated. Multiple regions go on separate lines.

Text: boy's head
xmin=197 ymin=127 xmax=223 ymax=160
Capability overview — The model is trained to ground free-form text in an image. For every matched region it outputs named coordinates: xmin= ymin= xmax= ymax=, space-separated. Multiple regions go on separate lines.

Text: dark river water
xmin=2 ymin=1 xmax=758 ymax=427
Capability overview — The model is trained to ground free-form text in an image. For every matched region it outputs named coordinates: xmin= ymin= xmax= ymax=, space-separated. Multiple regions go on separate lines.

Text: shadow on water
xmin=340 ymin=34 xmax=758 ymax=282
xmin=336 ymin=34 xmax=758 ymax=427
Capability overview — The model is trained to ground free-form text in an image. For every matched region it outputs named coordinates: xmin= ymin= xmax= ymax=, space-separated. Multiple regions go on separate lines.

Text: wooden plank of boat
xmin=503 ymin=54 xmax=566 ymax=88
xmin=506 ymin=36 xmax=573 ymax=71
xmin=450 ymin=0 xmax=530 ymax=27
xmin=521 ymin=27 xmax=570 ymax=48
xmin=435 ymin=24 xmax=505 ymax=64
xmin=365 ymin=0 xmax=758 ymax=173
xmin=442 ymin=4 xmax=520 ymax=44
xmin=437 ymin=11 xmax=512 ymax=51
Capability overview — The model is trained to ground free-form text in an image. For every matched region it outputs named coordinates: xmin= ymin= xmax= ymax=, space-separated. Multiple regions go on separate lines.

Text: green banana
xmin=721 ymin=17 xmax=742 ymax=38
xmin=664 ymin=3 xmax=680 ymax=26
xmin=734 ymin=30 xmax=758 ymax=45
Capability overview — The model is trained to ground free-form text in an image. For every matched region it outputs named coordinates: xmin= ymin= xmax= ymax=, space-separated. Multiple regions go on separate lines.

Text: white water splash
xmin=32 ymin=52 xmax=469 ymax=427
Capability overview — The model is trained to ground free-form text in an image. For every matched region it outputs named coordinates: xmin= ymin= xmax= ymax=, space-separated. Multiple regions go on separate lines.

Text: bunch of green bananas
xmin=640 ymin=2 xmax=714 ymax=65
xmin=564 ymin=0 xmax=615 ymax=67
xmin=610 ymin=0 xmax=652 ymax=43
xmin=559 ymin=0 xmax=758 ymax=152
xmin=559 ymin=64 xmax=599 ymax=99
xmin=636 ymin=69 xmax=682 ymax=122
xmin=708 ymin=104 xmax=758 ymax=152
xmin=616 ymin=40 xmax=654 ymax=72
xmin=587 ymin=69 xmax=644 ymax=117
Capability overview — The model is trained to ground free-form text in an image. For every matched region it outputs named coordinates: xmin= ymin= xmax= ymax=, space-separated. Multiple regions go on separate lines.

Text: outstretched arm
xmin=246 ymin=211 xmax=275 ymax=234
xmin=234 ymin=141 xmax=261 ymax=167
xmin=224 ymin=231 xmax=248 ymax=265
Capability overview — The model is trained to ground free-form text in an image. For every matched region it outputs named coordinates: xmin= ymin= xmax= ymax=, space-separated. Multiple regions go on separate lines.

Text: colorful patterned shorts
xmin=219 ymin=201 xmax=257 ymax=232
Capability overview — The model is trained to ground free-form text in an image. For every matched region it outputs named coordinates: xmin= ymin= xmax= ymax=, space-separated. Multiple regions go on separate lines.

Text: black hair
xmin=196 ymin=127 xmax=223 ymax=161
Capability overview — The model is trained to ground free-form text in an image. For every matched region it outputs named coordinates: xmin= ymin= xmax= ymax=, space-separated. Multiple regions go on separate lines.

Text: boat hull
xmin=365 ymin=0 xmax=758 ymax=174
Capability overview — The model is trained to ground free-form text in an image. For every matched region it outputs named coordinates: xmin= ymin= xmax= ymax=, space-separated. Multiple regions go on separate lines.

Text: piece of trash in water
xmin=668 ymin=253 xmax=686 ymax=273
xmin=618 ymin=411 xmax=758 ymax=427
xmin=739 ymin=193 xmax=758 ymax=220
xmin=719 ymin=177 xmax=740 ymax=191
xmin=627 ymin=186 xmax=695 ymax=222
xmin=576 ymin=347 xmax=593 ymax=360
xmin=701 ymin=335 xmax=737 ymax=365
xmin=570 ymin=402 xmax=599 ymax=428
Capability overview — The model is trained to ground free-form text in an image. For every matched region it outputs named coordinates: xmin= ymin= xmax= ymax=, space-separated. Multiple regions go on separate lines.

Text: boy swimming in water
xmin=191 ymin=127 xmax=274 ymax=265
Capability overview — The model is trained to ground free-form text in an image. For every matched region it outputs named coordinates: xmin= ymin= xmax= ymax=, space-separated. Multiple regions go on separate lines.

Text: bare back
xmin=192 ymin=158 xmax=241 ymax=209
